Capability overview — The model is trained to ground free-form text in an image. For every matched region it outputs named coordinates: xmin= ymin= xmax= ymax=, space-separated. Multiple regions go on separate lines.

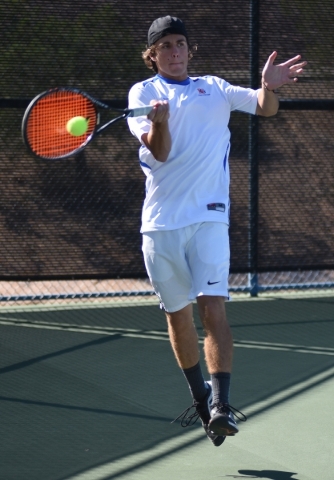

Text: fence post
xmin=249 ymin=0 xmax=260 ymax=296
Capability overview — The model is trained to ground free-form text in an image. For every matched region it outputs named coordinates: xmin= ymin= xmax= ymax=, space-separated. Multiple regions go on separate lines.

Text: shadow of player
xmin=235 ymin=470 xmax=299 ymax=479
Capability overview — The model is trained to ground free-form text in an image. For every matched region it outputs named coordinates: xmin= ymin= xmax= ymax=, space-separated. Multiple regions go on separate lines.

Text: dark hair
xmin=141 ymin=43 xmax=197 ymax=73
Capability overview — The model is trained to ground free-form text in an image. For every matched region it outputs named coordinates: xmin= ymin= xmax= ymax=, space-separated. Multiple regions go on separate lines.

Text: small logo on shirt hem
xmin=207 ymin=203 xmax=226 ymax=212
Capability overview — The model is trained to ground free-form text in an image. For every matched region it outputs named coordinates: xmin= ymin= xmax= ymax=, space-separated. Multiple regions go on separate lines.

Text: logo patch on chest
xmin=197 ymin=88 xmax=210 ymax=96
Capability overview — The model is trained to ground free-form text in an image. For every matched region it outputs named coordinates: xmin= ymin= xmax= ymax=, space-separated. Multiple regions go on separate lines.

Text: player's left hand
xmin=262 ymin=51 xmax=307 ymax=91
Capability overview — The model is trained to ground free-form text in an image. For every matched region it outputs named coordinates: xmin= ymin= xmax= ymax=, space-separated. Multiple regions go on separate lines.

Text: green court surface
xmin=0 ymin=293 xmax=333 ymax=480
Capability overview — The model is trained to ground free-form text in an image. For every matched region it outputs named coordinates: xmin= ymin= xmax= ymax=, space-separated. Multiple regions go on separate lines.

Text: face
xmin=150 ymin=34 xmax=189 ymax=81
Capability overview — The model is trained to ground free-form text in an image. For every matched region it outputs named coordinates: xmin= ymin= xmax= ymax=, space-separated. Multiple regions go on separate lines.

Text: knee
xmin=198 ymin=295 xmax=226 ymax=320
xmin=166 ymin=305 xmax=194 ymax=334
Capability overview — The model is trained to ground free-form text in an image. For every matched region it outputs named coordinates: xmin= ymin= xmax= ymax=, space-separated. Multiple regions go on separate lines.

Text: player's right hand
xmin=147 ymin=100 xmax=170 ymax=124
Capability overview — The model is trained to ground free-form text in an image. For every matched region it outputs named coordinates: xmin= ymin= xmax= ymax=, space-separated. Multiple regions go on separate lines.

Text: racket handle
xmin=127 ymin=105 xmax=152 ymax=117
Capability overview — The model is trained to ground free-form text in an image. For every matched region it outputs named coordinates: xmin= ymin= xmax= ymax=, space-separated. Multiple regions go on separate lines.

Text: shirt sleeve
xmin=127 ymin=82 xmax=153 ymax=144
xmin=219 ymin=79 xmax=259 ymax=114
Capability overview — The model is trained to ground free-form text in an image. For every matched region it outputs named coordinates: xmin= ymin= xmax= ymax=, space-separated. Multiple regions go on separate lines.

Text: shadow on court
xmin=0 ymin=295 xmax=333 ymax=479
xmin=235 ymin=471 xmax=298 ymax=479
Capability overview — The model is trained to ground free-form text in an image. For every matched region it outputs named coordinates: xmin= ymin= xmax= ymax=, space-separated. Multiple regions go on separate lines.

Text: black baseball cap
xmin=147 ymin=16 xmax=188 ymax=47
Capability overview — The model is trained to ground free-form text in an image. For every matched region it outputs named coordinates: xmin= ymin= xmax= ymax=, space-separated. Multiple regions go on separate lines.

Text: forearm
xmin=142 ymin=121 xmax=172 ymax=162
xmin=256 ymin=82 xmax=279 ymax=117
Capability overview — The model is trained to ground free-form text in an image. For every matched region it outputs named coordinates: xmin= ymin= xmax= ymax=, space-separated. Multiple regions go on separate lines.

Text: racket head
xmin=22 ymin=87 xmax=99 ymax=160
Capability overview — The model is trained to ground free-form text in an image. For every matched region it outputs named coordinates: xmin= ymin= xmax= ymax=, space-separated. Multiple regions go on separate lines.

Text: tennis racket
xmin=22 ymin=87 xmax=152 ymax=161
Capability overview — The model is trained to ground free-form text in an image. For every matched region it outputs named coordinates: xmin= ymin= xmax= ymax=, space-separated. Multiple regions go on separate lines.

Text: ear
xmin=148 ymin=46 xmax=157 ymax=61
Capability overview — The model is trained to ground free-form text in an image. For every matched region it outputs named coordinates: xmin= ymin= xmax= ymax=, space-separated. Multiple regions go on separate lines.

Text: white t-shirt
xmin=127 ymin=74 xmax=259 ymax=233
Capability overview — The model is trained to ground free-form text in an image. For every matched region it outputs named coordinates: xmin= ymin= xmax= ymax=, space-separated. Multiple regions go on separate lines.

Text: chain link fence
xmin=0 ymin=0 xmax=333 ymax=306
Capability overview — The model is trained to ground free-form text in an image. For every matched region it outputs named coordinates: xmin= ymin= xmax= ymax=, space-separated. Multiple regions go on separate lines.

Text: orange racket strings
xmin=26 ymin=91 xmax=97 ymax=158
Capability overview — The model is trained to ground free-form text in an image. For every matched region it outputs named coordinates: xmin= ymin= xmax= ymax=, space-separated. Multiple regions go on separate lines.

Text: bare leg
xmin=167 ymin=301 xmax=228 ymax=446
xmin=165 ymin=303 xmax=199 ymax=369
xmin=196 ymin=295 xmax=242 ymax=436
xmin=196 ymin=295 xmax=233 ymax=374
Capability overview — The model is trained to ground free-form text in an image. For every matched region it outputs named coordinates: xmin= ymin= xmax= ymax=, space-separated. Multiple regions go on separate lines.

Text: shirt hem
xmin=140 ymin=217 xmax=229 ymax=233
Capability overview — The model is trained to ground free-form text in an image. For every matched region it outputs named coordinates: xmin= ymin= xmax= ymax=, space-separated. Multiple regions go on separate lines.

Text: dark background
xmin=0 ymin=0 xmax=333 ymax=280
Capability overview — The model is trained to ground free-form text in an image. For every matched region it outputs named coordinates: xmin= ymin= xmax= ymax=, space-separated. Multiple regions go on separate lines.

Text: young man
xmin=127 ymin=16 xmax=307 ymax=447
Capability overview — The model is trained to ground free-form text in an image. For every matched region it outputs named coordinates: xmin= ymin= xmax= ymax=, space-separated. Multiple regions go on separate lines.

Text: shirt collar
xmin=156 ymin=74 xmax=190 ymax=85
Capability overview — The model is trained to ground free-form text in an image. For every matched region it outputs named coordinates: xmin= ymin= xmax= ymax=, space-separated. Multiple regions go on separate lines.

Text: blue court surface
xmin=0 ymin=293 xmax=333 ymax=480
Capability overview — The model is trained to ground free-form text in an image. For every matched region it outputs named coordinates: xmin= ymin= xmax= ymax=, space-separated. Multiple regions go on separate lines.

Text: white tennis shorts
xmin=142 ymin=222 xmax=230 ymax=313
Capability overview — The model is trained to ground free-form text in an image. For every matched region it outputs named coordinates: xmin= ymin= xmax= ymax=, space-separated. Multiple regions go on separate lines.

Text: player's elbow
xmin=149 ymin=147 xmax=170 ymax=162
xmin=256 ymin=104 xmax=279 ymax=117
xmin=263 ymin=107 xmax=279 ymax=117
xmin=141 ymin=131 xmax=171 ymax=162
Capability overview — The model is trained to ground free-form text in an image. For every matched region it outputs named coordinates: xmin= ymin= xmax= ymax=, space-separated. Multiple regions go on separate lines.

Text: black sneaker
xmin=172 ymin=381 xmax=225 ymax=447
xmin=209 ymin=403 xmax=247 ymax=436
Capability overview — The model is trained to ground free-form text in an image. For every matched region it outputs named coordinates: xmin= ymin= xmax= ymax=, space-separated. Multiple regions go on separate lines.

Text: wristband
xmin=262 ymin=81 xmax=277 ymax=93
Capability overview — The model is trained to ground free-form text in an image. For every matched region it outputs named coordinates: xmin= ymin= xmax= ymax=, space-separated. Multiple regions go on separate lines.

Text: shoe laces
xmin=171 ymin=399 xmax=204 ymax=427
xmin=211 ymin=403 xmax=247 ymax=422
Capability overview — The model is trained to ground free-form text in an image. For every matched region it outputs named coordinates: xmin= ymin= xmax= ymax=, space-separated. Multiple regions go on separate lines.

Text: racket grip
xmin=127 ymin=105 xmax=152 ymax=117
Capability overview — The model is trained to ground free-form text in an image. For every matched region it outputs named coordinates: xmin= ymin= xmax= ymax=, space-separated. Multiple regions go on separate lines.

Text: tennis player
xmin=127 ymin=16 xmax=307 ymax=447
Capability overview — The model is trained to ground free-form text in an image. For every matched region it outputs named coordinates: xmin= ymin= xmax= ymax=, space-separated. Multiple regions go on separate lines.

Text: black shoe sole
xmin=209 ymin=417 xmax=239 ymax=436
xmin=211 ymin=435 xmax=226 ymax=447
xmin=204 ymin=424 xmax=226 ymax=447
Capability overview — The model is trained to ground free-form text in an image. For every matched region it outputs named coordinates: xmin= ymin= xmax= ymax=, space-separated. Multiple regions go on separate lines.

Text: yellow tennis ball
xmin=66 ymin=116 xmax=89 ymax=136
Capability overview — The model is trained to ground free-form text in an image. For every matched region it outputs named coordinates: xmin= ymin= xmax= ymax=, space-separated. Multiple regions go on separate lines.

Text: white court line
xmin=0 ymin=317 xmax=334 ymax=356
xmin=64 ymin=365 xmax=334 ymax=480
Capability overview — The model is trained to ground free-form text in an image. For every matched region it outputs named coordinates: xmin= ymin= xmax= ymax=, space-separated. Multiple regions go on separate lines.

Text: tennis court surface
xmin=1 ymin=293 xmax=333 ymax=480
